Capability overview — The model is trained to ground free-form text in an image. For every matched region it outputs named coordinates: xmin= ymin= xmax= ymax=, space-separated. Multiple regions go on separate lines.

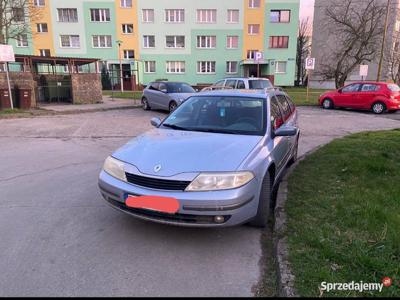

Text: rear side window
xmin=388 ymin=84 xmax=400 ymax=92
xmin=361 ymin=84 xmax=380 ymax=92
xmin=237 ymin=80 xmax=245 ymax=89
xmin=276 ymin=94 xmax=291 ymax=120
xmin=270 ymin=97 xmax=284 ymax=130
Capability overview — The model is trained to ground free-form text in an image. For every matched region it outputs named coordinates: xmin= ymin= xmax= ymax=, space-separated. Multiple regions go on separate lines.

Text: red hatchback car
xmin=319 ymin=82 xmax=400 ymax=114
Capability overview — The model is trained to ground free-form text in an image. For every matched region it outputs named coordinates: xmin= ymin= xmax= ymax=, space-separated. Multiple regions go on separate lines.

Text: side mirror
xmin=150 ymin=117 xmax=161 ymax=127
xmin=274 ymin=125 xmax=298 ymax=137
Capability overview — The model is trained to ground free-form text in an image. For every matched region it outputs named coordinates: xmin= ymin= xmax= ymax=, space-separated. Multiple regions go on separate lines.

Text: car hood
xmin=113 ymin=129 xmax=262 ymax=177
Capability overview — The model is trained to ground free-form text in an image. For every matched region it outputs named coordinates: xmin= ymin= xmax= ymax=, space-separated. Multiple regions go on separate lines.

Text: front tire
xmin=249 ymin=172 xmax=272 ymax=228
xmin=372 ymin=102 xmax=386 ymax=114
xmin=322 ymin=98 xmax=334 ymax=109
xmin=142 ymin=97 xmax=151 ymax=111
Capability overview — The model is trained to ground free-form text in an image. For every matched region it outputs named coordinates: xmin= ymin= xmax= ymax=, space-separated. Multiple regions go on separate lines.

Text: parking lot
xmin=0 ymin=107 xmax=399 ymax=296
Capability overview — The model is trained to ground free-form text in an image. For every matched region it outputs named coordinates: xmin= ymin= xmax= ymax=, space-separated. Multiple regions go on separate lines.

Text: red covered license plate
xmin=125 ymin=195 xmax=179 ymax=214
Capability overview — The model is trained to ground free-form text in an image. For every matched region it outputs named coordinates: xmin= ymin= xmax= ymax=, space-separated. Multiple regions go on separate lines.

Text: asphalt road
xmin=0 ymin=107 xmax=398 ymax=297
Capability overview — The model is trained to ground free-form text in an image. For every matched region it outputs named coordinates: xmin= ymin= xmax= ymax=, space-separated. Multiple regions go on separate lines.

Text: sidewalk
xmin=39 ymin=96 xmax=141 ymax=113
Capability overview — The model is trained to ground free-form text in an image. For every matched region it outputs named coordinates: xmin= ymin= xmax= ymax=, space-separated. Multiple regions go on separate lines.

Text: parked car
xmin=141 ymin=81 xmax=196 ymax=112
xmin=203 ymin=77 xmax=274 ymax=91
xmin=319 ymin=82 xmax=400 ymax=114
xmin=99 ymin=90 xmax=299 ymax=228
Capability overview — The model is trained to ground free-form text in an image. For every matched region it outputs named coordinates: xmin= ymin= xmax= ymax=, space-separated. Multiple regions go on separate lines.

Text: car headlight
xmin=185 ymin=172 xmax=254 ymax=191
xmin=103 ymin=156 xmax=127 ymax=182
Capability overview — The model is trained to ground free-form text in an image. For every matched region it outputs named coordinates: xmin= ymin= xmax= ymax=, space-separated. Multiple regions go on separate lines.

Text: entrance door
xmin=245 ymin=65 xmax=258 ymax=77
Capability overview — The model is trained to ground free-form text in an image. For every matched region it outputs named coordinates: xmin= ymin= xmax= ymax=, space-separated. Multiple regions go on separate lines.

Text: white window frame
xmin=16 ymin=34 xmax=28 ymax=47
xmin=197 ymin=61 xmax=216 ymax=74
xmin=122 ymin=23 xmax=134 ymax=34
xmin=165 ymin=35 xmax=185 ymax=49
xmin=166 ymin=61 xmax=185 ymax=74
xmin=144 ymin=61 xmax=156 ymax=73
xmin=248 ymin=24 xmax=260 ymax=35
xmin=227 ymin=9 xmax=239 ymax=23
xmin=142 ymin=9 xmax=154 ymax=23
xmin=60 ymin=35 xmax=80 ymax=48
xmin=275 ymin=61 xmax=287 ymax=74
xmin=226 ymin=36 xmax=238 ymax=49
xmin=92 ymin=35 xmax=112 ymax=48
xmin=57 ymin=8 xmax=78 ymax=23
xmin=143 ymin=35 xmax=155 ymax=48
xmin=249 ymin=0 xmax=261 ymax=8
xmin=165 ymin=9 xmax=185 ymax=23
xmin=123 ymin=50 xmax=135 ymax=59
xmin=197 ymin=9 xmax=217 ymax=23
xmin=196 ymin=36 xmax=216 ymax=49
xmin=226 ymin=61 xmax=238 ymax=74
xmin=39 ymin=49 xmax=51 ymax=57
xmin=90 ymin=9 xmax=110 ymax=22
xmin=34 ymin=0 xmax=45 ymax=7
xmin=37 ymin=23 xmax=48 ymax=33
xmin=247 ymin=50 xmax=258 ymax=59
xmin=120 ymin=0 xmax=132 ymax=8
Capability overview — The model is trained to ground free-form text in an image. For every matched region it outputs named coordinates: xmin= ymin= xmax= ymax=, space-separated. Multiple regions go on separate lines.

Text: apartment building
xmin=8 ymin=0 xmax=299 ymax=87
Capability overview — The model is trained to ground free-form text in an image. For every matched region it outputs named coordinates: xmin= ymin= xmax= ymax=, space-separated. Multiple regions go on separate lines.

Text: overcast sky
xmin=300 ymin=0 xmax=315 ymax=20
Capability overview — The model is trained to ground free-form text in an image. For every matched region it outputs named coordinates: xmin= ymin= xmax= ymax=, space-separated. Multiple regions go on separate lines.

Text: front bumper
xmin=98 ymin=171 xmax=259 ymax=227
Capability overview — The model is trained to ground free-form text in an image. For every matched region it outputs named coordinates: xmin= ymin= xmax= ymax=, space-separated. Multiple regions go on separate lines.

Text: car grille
xmin=125 ymin=173 xmax=191 ymax=191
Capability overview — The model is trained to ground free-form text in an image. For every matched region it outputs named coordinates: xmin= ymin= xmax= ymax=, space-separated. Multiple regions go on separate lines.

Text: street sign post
xmin=0 ymin=45 xmax=16 ymax=110
xmin=254 ymin=52 xmax=264 ymax=77
xmin=360 ymin=65 xmax=369 ymax=81
xmin=305 ymin=58 xmax=316 ymax=103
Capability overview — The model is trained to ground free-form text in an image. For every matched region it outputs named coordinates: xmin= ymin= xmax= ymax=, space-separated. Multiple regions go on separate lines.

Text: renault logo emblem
xmin=154 ymin=164 xmax=162 ymax=173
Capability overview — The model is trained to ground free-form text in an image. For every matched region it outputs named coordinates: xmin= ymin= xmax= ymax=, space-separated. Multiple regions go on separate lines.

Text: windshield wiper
xmin=162 ymin=123 xmax=190 ymax=131
xmin=190 ymin=128 xmax=244 ymax=135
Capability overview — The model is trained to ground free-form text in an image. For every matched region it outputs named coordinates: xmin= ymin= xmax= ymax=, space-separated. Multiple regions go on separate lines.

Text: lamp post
xmin=116 ymin=40 xmax=124 ymax=92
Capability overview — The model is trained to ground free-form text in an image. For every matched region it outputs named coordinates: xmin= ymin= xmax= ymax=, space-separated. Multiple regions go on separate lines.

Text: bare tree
xmin=318 ymin=0 xmax=386 ymax=88
xmin=385 ymin=31 xmax=400 ymax=83
xmin=0 ymin=0 xmax=42 ymax=45
xmin=296 ymin=18 xmax=311 ymax=86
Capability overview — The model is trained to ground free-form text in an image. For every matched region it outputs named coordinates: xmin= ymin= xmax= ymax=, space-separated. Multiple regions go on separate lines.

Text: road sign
xmin=305 ymin=57 xmax=315 ymax=70
xmin=0 ymin=45 xmax=15 ymax=62
xmin=254 ymin=51 xmax=264 ymax=62
xmin=360 ymin=65 xmax=369 ymax=77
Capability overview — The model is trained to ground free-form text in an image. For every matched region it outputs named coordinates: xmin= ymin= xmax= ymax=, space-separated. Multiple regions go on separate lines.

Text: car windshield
xmin=162 ymin=96 xmax=266 ymax=136
xmin=167 ymin=83 xmax=196 ymax=93
xmin=388 ymin=84 xmax=400 ymax=92
xmin=248 ymin=80 xmax=273 ymax=90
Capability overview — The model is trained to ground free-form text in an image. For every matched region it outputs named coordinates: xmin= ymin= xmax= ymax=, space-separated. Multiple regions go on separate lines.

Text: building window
xmin=165 ymin=9 xmax=184 ymax=23
xmin=247 ymin=50 xmax=258 ymax=59
xmin=120 ymin=0 xmax=132 ymax=8
xmin=60 ymin=35 xmax=80 ymax=48
xmin=166 ymin=35 xmax=185 ymax=48
xmin=90 ymin=9 xmax=110 ymax=22
xmin=12 ymin=8 xmax=24 ymax=22
xmin=275 ymin=61 xmax=287 ymax=74
xmin=144 ymin=61 xmax=156 ymax=73
xmin=197 ymin=61 xmax=216 ymax=74
xmin=39 ymin=49 xmax=51 ymax=57
xmin=197 ymin=36 xmax=216 ymax=49
xmin=249 ymin=0 xmax=261 ymax=8
xmin=143 ymin=35 xmax=155 ymax=48
xmin=92 ymin=35 xmax=112 ymax=48
xmin=142 ymin=9 xmax=154 ymax=23
xmin=123 ymin=50 xmax=135 ymax=59
xmin=248 ymin=24 xmax=260 ymax=35
xmin=270 ymin=10 xmax=291 ymax=23
xmin=16 ymin=34 xmax=28 ymax=47
xmin=226 ymin=61 xmax=238 ymax=74
xmin=227 ymin=9 xmax=239 ymax=23
xmin=122 ymin=24 xmax=133 ymax=34
xmin=197 ymin=9 xmax=217 ymax=23
xmin=226 ymin=36 xmax=239 ymax=49
xmin=57 ymin=8 xmax=78 ymax=22
xmin=34 ymin=0 xmax=45 ymax=7
xmin=166 ymin=61 xmax=185 ymax=74
xmin=37 ymin=23 xmax=48 ymax=33
xmin=269 ymin=36 xmax=289 ymax=48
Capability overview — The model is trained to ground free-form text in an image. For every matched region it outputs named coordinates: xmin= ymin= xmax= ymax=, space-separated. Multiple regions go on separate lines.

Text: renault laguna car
xmin=99 ymin=90 xmax=299 ymax=227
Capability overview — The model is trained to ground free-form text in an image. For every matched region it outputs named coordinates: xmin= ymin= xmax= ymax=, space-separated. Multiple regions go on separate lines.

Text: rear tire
xmin=249 ymin=172 xmax=272 ymax=228
xmin=372 ymin=102 xmax=386 ymax=114
xmin=142 ymin=97 xmax=151 ymax=111
xmin=322 ymin=98 xmax=334 ymax=109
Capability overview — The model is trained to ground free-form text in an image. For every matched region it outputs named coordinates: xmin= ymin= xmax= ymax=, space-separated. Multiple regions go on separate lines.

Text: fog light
xmin=214 ymin=216 xmax=225 ymax=224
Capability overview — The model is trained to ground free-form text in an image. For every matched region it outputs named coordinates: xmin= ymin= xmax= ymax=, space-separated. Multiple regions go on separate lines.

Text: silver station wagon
xmin=99 ymin=90 xmax=299 ymax=228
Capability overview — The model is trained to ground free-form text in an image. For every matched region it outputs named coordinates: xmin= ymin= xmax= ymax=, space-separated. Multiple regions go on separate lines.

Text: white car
xmin=203 ymin=77 xmax=274 ymax=91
